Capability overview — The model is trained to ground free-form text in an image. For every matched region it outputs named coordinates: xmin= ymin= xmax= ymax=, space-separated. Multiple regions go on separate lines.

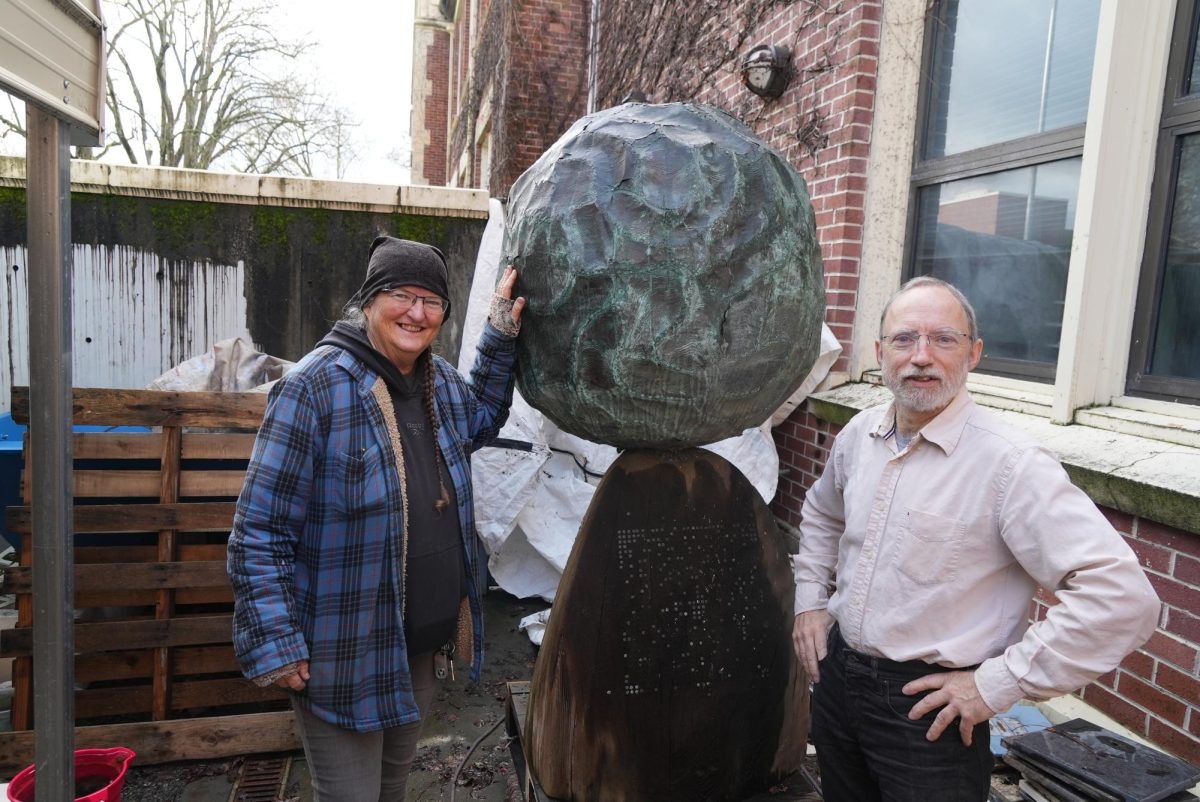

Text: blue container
xmin=0 ymin=414 xmax=153 ymax=555
xmin=0 ymin=414 xmax=24 ymax=553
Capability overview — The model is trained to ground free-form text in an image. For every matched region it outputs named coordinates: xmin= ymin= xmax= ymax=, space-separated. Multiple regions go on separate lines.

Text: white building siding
xmin=0 ymin=244 xmax=250 ymax=414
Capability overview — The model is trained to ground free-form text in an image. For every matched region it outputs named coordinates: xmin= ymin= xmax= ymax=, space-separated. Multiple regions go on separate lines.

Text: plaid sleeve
xmin=227 ymin=371 xmax=317 ymax=680
xmin=462 ymin=321 xmax=518 ymax=448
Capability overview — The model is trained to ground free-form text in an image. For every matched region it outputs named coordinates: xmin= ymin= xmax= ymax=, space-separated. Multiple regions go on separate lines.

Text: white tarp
xmin=460 ymin=200 xmax=842 ymax=605
xmin=146 ymin=335 xmax=293 ymax=392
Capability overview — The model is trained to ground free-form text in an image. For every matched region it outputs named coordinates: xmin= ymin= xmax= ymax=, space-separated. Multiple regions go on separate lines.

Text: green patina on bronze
xmin=503 ymin=102 xmax=825 ymax=448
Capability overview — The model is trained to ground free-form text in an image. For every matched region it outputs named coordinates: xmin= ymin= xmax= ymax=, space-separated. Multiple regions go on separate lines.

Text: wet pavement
xmin=117 ymin=589 xmax=545 ymax=802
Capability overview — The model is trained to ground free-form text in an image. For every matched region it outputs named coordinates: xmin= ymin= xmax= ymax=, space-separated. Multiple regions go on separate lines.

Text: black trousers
xmin=810 ymin=625 xmax=993 ymax=802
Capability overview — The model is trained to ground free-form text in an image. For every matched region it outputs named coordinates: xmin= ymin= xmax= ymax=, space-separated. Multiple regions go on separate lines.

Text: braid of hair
xmin=423 ymin=350 xmax=451 ymax=514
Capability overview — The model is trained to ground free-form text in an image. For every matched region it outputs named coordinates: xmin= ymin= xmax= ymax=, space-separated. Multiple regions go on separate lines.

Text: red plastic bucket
xmin=6 ymin=747 xmax=136 ymax=802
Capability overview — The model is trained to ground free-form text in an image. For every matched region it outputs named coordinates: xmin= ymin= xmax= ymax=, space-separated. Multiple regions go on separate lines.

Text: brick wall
xmin=1031 ymin=510 xmax=1200 ymax=764
xmin=493 ymin=0 xmax=590 ymax=194
xmin=436 ymin=0 xmax=590 ymax=194
xmin=770 ymin=410 xmax=842 ymax=529
xmin=421 ymin=29 xmax=451 ymax=187
xmin=684 ymin=0 xmax=882 ymax=520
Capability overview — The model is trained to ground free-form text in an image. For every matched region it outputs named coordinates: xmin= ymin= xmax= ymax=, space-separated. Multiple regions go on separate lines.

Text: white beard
xmin=882 ymin=358 xmax=969 ymax=415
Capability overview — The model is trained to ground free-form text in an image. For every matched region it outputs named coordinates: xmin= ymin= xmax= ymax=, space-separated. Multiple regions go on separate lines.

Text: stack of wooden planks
xmin=0 ymin=387 xmax=299 ymax=773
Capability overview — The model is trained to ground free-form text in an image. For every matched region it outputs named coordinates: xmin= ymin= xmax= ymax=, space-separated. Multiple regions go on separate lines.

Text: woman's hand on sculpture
xmin=497 ymin=265 xmax=526 ymax=324
xmin=489 ymin=265 xmax=526 ymax=336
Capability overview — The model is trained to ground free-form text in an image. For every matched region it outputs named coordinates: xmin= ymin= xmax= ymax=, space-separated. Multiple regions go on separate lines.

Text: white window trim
xmin=850 ymin=0 xmax=922 ymax=381
xmin=858 ymin=0 xmax=1196 ymax=449
xmin=1052 ymin=0 xmax=1175 ymax=423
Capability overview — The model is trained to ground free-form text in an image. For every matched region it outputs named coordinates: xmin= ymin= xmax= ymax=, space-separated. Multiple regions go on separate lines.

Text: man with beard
xmin=791 ymin=277 xmax=1160 ymax=802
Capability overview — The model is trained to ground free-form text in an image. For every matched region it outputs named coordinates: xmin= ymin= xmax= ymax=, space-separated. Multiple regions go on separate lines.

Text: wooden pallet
xmin=504 ymin=681 xmax=823 ymax=802
xmin=0 ymin=387 xmax=299 ymax=772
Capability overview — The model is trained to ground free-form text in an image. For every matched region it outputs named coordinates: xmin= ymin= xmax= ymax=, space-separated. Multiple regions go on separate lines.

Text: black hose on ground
xmin=448 ymin=715 xmax=506 ymax=802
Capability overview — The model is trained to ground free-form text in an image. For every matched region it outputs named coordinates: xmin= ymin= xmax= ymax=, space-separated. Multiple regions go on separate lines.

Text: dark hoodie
xmin=319 ymin=321 xmax=466 ymax=657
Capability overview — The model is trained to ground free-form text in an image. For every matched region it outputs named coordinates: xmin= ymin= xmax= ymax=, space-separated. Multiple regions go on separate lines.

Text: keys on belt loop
xmin=434 ymin=643 xmax=456 ymax=681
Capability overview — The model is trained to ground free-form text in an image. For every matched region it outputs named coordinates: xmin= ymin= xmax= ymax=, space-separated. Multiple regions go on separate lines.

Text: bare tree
xmin=0 ymin=94 xmax=26 ymax=144
xmin=0 ymin=0 xmax=360 ymax=177
xmin=328 ymin=108 xmax=361 ymax=180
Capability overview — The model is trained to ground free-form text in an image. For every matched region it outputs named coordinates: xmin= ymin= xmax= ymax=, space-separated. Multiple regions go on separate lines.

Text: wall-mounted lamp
xmin=741 ymin=45 xmax=792 ymax=99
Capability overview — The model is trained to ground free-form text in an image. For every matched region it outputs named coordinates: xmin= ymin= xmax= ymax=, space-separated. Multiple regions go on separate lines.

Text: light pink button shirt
xmin=794 ymin=389 xmax=1160 ymax=713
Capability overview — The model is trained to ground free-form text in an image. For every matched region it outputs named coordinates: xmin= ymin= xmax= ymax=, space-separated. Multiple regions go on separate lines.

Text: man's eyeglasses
xmin=880 ymin=329 xmax=972 ymax=352
xmin=381 ymin=289 xmax=447 ymax=317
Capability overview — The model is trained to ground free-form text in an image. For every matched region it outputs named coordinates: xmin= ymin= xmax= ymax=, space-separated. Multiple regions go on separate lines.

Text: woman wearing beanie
xmin=228 ymin=235 xmax=524 ymax=801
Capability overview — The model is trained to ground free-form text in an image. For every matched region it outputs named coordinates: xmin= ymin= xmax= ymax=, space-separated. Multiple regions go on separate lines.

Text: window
xmin=1129 ymin=0 xmax=1200 ymax=401
xmin=909 ymin=0 xmax=1100 ymax=381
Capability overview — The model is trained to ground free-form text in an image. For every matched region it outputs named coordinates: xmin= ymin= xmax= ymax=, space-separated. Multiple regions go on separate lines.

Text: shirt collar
xmin=870 ymin=387 xmax=975 ymax=456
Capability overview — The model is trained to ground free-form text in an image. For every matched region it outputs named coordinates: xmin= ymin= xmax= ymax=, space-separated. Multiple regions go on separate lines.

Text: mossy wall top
xmin=0 ymin=180 xmax=487 ymax=364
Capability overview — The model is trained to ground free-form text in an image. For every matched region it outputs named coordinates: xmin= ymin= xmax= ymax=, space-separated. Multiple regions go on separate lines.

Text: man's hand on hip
xmin=792 ymin=610 xmax=834 ymax=683
xmin=903 ymin=670 xmax=995 ymax=745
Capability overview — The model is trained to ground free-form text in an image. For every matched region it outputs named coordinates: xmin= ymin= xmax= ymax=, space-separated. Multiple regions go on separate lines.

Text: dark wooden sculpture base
xmin=526 ymin=448 xmax=809 ymax=802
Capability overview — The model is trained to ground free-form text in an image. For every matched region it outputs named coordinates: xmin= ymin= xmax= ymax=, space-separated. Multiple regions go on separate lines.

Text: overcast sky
xmin=279 ymin=0 xmax=415 ymax=184
xmin=1 ymin=0 xmax=415 ymax=185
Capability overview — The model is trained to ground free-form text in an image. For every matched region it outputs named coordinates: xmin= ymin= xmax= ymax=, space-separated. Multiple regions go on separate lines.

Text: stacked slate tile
xmin=997 ymin=719 xmax=1200 ymax=802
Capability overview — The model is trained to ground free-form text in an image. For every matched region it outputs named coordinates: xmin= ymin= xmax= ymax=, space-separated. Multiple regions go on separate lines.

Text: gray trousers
xmin=291 ymin=651 xmax=437 ymax=802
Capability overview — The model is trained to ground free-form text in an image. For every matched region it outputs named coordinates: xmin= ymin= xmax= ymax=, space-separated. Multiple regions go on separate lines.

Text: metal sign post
xmin=1 ymin=0 xmax=105 ymax=795
xmin=25 ymin=105 xmax=76 ymax=802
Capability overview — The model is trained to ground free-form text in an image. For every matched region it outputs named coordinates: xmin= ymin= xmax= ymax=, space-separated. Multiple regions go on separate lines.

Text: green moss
xmin=806 ymin=396 xmax=863 ymax=427
xmin=0 ymin=187 xmax=27 ymax=243
xmin=144 ymin=200 xmax=219 ymax=251
xmin=1064 ymin=464 xmax=1200 ymax=536
xmin=389 ymin=215 xmax=447 ymax=243
xmin=254 ymin=206 xmax=292 ymax=251
xmin=302 ymin=207 xmax=333 ymax=246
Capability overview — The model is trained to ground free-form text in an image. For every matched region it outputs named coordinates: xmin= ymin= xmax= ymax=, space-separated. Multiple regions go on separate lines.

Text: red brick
xmin=1148 ymin=573 xmax=1200 ymax=616
xmin=1164 ymin=607 xmax=1199 ymax=643
xmin=1119 ymin=649 xmax=1155 ymax=681
xmin=1080 ymin=683 xmax=1147 ymax=734
xmin=1142 ymin=631 xmax=1198 ymax=672
xmin=826 ymin=290 xmax=857 ymax=308
xmin=1155 ymin=662 xmax=1200 ymax=706
xmin=826 ymin=273 xmax=860 ymax=291
xmin=1117 ymin=673 xmax=1188 ymax=725
xmin=1137 ymin=519 xmax=1200 ymax=558
xmin=1128 ymin=539 xmax=1173 ymax=574
xmin=1147 ymin=718 xmax=1200 ymax=765
xmin=1177 ymin=553 xmax=1200 ymax=586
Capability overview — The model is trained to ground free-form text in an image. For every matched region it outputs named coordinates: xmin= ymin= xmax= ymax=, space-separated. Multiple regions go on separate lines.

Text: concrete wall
xmin=0 ymin=158 xmax=488 ymax=413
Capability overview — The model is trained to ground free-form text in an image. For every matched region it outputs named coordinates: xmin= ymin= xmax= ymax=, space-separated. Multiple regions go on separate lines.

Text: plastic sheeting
xmin=145 ymin=335 xmax=294 ymax=392
xmin=460 ymin=200 xmax=841 ymax=604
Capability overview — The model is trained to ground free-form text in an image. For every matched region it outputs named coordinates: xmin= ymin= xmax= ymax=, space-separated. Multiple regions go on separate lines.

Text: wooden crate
xmin=0 ymin=387 xmax=300 ymax=772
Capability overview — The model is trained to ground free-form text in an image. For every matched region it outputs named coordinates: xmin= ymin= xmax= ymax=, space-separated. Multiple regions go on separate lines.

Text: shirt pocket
xmin=332 ymin=445 xmax=388 ymax=518
xmin=897 ymin=508 xmax=965 ymax=586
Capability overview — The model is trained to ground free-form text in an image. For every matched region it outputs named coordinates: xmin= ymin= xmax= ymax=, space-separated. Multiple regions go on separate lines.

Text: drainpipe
xmin=587 ymin=0 xmax=601 ymax=113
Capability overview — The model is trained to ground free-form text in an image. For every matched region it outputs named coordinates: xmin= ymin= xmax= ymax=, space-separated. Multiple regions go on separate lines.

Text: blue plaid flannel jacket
xmin=228 ymin=322 xmax=516 ymax=732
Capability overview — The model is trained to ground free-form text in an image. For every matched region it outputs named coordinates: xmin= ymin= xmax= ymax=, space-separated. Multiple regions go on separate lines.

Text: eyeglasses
xmin=880 ymin=329 xmax=972 ymax=352
xmin=381 ymin=288 xmax=447 ymax=317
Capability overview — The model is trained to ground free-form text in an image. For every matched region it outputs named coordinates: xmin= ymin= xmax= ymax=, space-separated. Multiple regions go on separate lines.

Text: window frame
xmin=1126 ymin=0 xmax=1200 ymax=402
xmin=905 ymin=0 xmax=1093 ymax=383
